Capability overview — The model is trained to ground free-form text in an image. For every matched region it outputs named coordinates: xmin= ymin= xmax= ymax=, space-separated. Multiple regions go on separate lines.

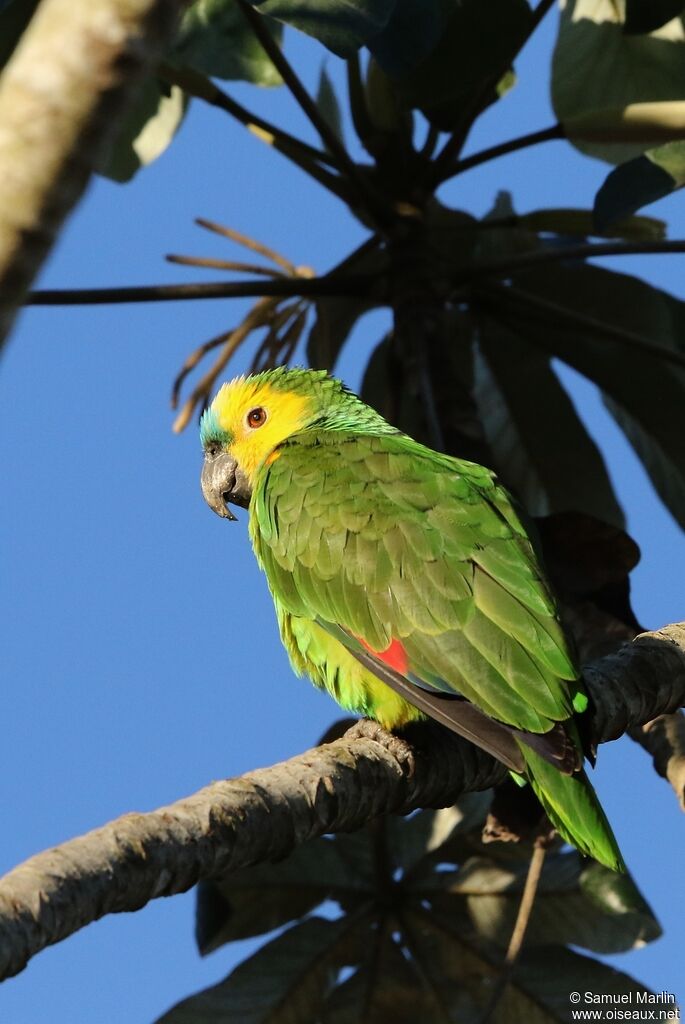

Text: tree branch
xmin=0 ymin=0 xmax=188 ymax=349
xmin=0 ymin=623 xmax=684 ymax=981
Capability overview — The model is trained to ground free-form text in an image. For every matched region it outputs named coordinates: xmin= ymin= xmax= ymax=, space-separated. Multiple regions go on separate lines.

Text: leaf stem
xmin=158 ymin=63 xmax=334 ymax=169
xmin=478 ymin=844 xmax=547 ymax=1024
xmin=158 ymin=64 xmax=354 ymax=203
xmin=25 ymin=274 xmax=378 ymax=307
xmin=235 ymin=0 xmax=390 ymax=228
xmin=442 ymin=123 xmax=564 ymax=181
xmin=434 ymin=0 xmax=557 ymax=174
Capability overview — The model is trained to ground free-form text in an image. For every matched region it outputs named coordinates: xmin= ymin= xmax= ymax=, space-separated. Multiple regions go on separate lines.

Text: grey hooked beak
xmin=201 ymin=452 xmax=252 ymax=520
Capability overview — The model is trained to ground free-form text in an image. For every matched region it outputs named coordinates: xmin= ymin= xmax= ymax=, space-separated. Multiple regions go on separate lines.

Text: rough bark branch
xmin=0 ymin=0 xmax=188 ymax=347
xmin=1 ymin=622 xmax=684 ymax=982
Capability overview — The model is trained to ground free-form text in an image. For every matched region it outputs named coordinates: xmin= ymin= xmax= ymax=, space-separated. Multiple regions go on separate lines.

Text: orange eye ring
xmin=246 ymin=406 xmax=267 ymax=429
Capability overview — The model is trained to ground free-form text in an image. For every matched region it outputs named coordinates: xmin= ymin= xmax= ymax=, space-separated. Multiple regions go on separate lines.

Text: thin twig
xmin=166 ymin=254 xmax=287 ymax=277
xmin=194 ymin=217 xmax=296 ymax=273
xmin=434 ymin=0 xmax=557 ymax=173
xmin=479 ymin=281 xmax=685 ymax=372
xmin=250 ymin=300 xmax=306 ymax=372
xmin=478 ymin=844 xmax=547 ymax=1024
xmin=25 ymin=274 xmax=377 ymax=306
xmin=235 ymin=0 xmax=390 ymax=229
xmin=171 ymin=325 xmax=237 ymax=408
xmin=442 ymin=123 xmax=564 ymax=181
xmin=172 ymin=296 xmax=278 ymax=432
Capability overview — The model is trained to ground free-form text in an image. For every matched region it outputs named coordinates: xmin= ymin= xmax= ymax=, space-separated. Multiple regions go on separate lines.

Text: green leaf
xmin=322 ymin=929 xmax=431 ymax=1024
xmin=306 ymin=243 xmax=387 ymax=370
xmin=316 ymin=66 xmax=344 ymax=147
xmin=0 ymin=0 xmax=40 ymax=70
xmin=252 ymin=0 xmax=397 ymax=57
xmin=594 ymin=142 xmax=685 ymax=230
xmin=97 ymin=80 xmax=188 ymax=183
xmin=403 ymin=908 xmax=657 ymax=1023
xmin=432 ymin=852 xmax=660 ymax=954
xmin=196 ymin=836 xmax=376 ymax=954
xmin=474 ymin=318 xmax=625 ymax=528
xmin=603 ymin=394 xmax=685 ymax=531
xmin=505 ymin=263 xmax=685 ymax=529
xmin=624 ymin=0 xmax=684 ymax=35
xmin=514 ymin=946 xmax=660 ymax=1023
xmin=366 ymin=0 xmax=449 ymax=77
xmin=553 ymin=0 xmax=685 ymax=163
xmin=171 ymin=0 xmax=283 ymax=83
xmin=519 ymin=206 xmax=666 ymax=242
xmin=158 ymin=916 xmax=366 ymax=1024
xmin=395 ymin=0 xmax=532 ymax=128
xmin=388 ymin=795 xmax=492 ymax=877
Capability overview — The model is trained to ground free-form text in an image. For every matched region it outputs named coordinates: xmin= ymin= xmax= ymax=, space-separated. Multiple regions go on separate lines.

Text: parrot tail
xmin=518 ymin=743 xmax=625 ymax=873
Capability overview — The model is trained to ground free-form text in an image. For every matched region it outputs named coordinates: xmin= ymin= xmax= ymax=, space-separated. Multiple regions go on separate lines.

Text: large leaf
xmin=474 ymin=317 xmax=625 ymax=527
xmin=403 ymin=909 xmax=656 ymax=1023
xmin=387 ymin=795 xmax=492 ymax=876
xmin=553 ymin=0 xmax=685 ymax=163
xmin=428 ymin=852 xmax=660 ymax=954
xmin=158 ymin=916 xmax=365 ymax=1024
xmin=196 ymin=837 xmax=369 ymax=954
xmin=519 ymin=206 xmax=666 ymax=241
xmin=514 ymin=946 xmax=658 ymax=1023
xmin=0 ymin=0 xmax=40 ymax=69
xmin=322 ymin=930 xmax=431 ymax=1024
xmin=96 ymin=80 xmax=188 ymax=183
xmin=604 ymin=394 xmax=685 ymax=531
xmin=393 ymin=0 xmax=532 ymax=128
xmin=504 ymin=263 xmax=685 ymax=528
xmin=594 ymin=141 xmax=685 ymax=230
xmin=252 ymin=0 xmax=397 ymax=57
xmin=172 ymin=0 xmax=283 ymax=83
xmin=366 ymin=0 xmax=449 ymax=77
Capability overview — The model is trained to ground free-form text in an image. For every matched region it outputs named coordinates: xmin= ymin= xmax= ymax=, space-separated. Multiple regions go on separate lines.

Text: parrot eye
xmin=246 ymin=406 xmax=267 ymax=429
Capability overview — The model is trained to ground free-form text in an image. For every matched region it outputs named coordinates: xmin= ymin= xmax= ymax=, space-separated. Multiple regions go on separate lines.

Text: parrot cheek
xmin=201 ymin=453 xmax=252 ymax=519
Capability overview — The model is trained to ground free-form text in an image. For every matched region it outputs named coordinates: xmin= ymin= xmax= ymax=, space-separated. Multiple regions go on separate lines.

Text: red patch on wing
xmin=358 ymin=636 xmax=409 ymax=675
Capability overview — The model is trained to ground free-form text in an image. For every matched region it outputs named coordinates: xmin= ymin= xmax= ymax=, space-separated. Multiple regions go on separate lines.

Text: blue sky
xmin=1 ymin=13 xmax=684 ymax=1022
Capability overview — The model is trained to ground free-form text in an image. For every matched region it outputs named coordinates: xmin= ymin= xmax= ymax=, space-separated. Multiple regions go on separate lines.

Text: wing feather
xmin=252 ymin=430 xmax=581 ymax=735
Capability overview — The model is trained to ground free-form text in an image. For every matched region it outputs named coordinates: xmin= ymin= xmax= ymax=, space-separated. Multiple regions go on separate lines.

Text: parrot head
xmin=200 ymin=366 xmax=395 ymax=519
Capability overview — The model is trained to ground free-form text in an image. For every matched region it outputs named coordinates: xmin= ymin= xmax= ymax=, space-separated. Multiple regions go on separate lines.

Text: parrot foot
xmin=344 ymin=718 xmax=417 ymax=775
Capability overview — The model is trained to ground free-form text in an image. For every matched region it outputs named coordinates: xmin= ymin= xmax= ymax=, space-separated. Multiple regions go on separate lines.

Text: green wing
xmin=251 ymin=430 xmax=584 ymax=736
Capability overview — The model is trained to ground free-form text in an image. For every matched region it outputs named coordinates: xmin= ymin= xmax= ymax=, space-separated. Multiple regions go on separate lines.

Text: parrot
xmin=199 ymin=366 xmax=624 ymax=872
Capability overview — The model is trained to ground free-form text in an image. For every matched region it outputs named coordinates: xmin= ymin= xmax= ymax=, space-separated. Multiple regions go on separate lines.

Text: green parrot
xmin=200 ymin=366 xmax=624 ymax=872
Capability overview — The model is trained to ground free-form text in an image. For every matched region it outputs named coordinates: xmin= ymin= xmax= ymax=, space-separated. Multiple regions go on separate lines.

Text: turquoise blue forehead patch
xmin=200 ymin=407 xmax=231 ymax=448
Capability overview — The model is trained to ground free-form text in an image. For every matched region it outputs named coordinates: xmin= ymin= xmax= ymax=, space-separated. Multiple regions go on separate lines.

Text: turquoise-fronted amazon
xmin=199 ymin=367 xmax=624 ymax=871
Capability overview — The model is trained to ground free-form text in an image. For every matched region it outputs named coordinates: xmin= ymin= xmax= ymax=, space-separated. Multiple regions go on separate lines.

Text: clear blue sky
xmin=1 ymin=14 xmax=683 ymax=1023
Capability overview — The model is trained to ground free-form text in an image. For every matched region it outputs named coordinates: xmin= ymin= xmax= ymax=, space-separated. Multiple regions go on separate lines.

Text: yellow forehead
xmin=212 ymin=377 xmax=311 ymax=481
